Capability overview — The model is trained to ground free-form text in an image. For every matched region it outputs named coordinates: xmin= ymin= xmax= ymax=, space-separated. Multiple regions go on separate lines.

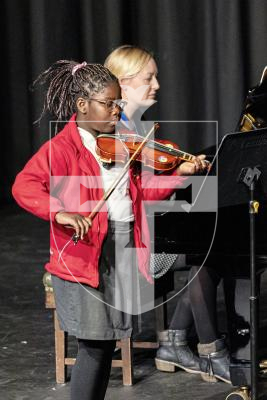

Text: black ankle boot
xmin=155 ymin=329 xmax=201 ymax=374
xmin=198 ymin=338 xmax=231 ymax=384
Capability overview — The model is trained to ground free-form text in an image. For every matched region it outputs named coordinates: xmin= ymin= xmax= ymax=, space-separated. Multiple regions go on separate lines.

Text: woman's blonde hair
xmin=104 ymin=45 xmax=153 ymax=80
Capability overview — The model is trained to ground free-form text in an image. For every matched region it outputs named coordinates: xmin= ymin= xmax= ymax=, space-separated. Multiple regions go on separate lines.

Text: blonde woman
xmin=104 ymin=45 xmax=159 ymax=129
xmin=104 ymin=45 xmax=231 ymax=384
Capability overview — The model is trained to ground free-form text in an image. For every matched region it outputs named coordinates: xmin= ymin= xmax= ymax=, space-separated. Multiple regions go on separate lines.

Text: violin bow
xmin=72 ymin=123 xmax=157 ymax=244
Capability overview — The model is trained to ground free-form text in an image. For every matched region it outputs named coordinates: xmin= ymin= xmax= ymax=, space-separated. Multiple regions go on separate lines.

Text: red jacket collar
xmin=61 ymin=114 xmax=101 ymax=176
xmin=62 ymin=115 xmax=136 ymax=196
xmin=64 ymin=113 xmax=84 ymax=154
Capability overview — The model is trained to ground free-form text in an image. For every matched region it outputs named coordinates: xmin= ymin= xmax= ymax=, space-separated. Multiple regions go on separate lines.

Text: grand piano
xmin=150 ymin=68 xmax=267 ymax=392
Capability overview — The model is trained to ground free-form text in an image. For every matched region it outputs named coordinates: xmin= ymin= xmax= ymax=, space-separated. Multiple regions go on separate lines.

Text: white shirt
xmin=78 ymin=127 xmax=134 ymax=222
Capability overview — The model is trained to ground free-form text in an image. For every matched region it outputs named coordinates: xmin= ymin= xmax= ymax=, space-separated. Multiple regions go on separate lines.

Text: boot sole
xmin=155 ymin=358 xmax=201 ymax=374
xmin=201 ymin=372 xmax=231 ymax=385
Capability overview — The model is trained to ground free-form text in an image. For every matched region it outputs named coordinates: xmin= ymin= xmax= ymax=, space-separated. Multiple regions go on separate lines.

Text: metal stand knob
xmin=226 ymin=386 xmax=250 ymax=400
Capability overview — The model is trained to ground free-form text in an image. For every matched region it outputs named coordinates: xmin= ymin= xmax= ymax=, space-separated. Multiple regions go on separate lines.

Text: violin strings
xmin=97 ymin=133 xmax=195 ymax=162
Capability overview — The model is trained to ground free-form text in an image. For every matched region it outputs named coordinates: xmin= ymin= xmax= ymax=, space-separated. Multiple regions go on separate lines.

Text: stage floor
xmin=1 ymin=204 xmax=267 ymax=400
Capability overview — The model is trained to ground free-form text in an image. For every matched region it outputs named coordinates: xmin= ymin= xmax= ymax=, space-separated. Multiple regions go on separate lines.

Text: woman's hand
xmin=176 ymin=154 xmax=208 ymax=176
xmin=55 ymin=212 xmax=92 ymax=240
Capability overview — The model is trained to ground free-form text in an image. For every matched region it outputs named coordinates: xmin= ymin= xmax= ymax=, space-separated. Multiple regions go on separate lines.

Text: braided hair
xmin=32 ymin=60 xmax=118 ymax=124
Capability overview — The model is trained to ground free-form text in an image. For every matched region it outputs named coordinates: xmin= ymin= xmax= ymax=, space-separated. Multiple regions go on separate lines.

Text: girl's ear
xmin=76 ymin=97 xmax=88 ymax=114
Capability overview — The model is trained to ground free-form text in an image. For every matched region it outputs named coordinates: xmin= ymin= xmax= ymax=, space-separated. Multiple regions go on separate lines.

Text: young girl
xmin=12 ymin=60 xmax=204 ymax=400
xmin=105 ymin=45 xmax=231 ymax=384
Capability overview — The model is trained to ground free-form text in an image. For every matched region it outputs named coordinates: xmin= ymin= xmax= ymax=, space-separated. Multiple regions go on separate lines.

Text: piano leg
xmin=224 ymin=272 xmax=262 ymax=393
xmin=224 ymin=277 xmax=251 ymax=361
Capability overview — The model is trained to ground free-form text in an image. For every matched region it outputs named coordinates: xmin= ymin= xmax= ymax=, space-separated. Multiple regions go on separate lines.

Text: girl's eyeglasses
xmin=89 ymin=98 xmax=127 ymax=112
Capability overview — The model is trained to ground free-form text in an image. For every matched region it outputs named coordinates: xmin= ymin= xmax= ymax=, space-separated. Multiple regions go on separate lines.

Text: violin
xmin=71 ymin=125 xmax=209 ymax=244
xmin=95 ymin=131 xmax=210 ymax=171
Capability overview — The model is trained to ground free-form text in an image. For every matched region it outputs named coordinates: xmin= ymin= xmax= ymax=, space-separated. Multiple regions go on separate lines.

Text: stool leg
xmin=54 ymin=310 xmax=67 ymax=384
xmin=120 ymin=337 xmax=133 ymax=386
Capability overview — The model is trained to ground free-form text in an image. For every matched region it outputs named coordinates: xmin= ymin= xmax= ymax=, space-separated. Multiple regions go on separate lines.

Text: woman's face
xmin=76 ymin=82 xmax=122 ymax=135
xmin=121 ymin=58 xmax=160 ymax=105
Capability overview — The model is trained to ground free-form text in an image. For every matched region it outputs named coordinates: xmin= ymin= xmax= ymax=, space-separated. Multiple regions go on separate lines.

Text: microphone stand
xmin=238 ymin=166 xmax=261 ymax=400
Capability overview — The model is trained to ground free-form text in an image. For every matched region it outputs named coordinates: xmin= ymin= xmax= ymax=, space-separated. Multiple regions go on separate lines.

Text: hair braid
xmin=32 ymin=60 xmax=118 ymax=124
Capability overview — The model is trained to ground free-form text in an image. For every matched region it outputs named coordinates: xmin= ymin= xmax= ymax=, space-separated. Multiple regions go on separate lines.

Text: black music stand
xmin=211 ymin=128 xmax=267 ymax=400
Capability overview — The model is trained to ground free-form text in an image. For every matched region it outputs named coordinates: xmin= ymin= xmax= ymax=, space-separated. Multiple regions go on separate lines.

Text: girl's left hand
xmin=176 ymin=154 xmax=207 ymax=176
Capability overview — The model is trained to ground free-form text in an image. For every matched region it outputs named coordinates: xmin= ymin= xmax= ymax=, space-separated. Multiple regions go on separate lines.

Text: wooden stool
xmin=43 ymin=272 xmax=167 ymax=386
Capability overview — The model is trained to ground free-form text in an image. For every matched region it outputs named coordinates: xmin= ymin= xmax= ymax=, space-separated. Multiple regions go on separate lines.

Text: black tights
xmin=169 ymin=266 xmax=221 ymax=344
xmin=71 ymin=339 xmax=116 ymax=400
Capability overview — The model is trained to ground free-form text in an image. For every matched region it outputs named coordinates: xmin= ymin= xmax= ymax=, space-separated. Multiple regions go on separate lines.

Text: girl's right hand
xmin=55 ymin=212 xmax=92 ymax=240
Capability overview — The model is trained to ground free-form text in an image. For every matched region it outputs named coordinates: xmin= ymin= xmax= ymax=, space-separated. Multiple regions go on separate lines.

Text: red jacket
xmin=12 ymin=115 xmax=187 ymax=286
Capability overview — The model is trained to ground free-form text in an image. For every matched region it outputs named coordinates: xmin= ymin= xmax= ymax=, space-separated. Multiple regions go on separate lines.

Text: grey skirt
xmin=51 ymin=221 xmax=139 ymax=340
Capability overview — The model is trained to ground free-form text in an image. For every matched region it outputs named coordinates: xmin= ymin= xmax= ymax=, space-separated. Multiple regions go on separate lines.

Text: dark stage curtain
xmin=2 ymin=0 xmax=267 ymax=203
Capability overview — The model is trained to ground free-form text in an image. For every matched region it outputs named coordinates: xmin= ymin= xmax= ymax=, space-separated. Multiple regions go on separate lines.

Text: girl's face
xmin=121 ymin=58 xmax=160 ymax=105
xmin=76 ymin=82 xmax=122 ymax=135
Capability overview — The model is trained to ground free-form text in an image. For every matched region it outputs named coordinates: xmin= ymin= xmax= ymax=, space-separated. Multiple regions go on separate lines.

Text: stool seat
xmin=43 ymin=272 xmax=166 ymax=386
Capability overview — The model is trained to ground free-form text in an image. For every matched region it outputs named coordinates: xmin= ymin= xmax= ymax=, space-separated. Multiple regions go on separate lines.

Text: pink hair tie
xmin=72 ymin=61 xmax=87 ymax=76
